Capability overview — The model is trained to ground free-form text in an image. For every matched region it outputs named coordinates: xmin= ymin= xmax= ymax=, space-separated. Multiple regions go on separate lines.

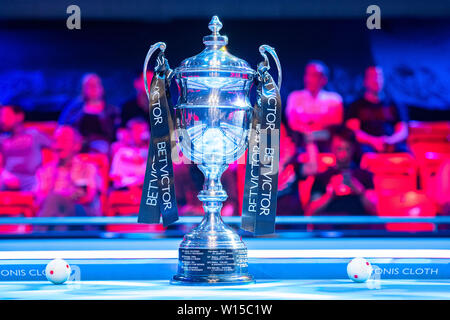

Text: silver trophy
xmin=142 ymin=16 xmax=281 ymax=285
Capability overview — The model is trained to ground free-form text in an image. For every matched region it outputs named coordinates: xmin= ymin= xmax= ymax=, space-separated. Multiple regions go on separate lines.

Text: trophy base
xmin=170 ymin=274 xmax=255 ymax=286
xmin=171 ymin=246 xmax=255 ymax=286
xmin=171 ymin=216 xmax=255 ymax=286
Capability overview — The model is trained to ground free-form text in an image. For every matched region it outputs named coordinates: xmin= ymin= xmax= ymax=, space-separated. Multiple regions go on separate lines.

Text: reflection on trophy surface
xmin=140 ymin=15 xmax=281 ymax=285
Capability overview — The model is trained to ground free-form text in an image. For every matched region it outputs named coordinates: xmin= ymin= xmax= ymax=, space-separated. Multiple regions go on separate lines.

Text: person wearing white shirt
xmin=285 ymin=61 xmax=344 ymax=151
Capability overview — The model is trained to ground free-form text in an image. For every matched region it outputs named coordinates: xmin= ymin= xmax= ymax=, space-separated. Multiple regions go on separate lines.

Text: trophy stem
xmin=196 ymin=163 xmax=228 ymax=235
xmin=198 ymin=163 xmax=228 ymax=204
xmin=171 ymin=163 xmax=254 ymax=285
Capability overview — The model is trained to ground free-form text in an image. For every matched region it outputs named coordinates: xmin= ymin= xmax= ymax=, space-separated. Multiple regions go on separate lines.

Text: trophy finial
xmin=204 ymin=15 xmax=228 ymax=47
xmin=208 ymin=16 xmax=223 ymax=35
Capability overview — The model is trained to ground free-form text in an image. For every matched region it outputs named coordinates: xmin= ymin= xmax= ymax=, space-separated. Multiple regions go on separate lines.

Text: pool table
xmin=0 ymin=237 xmax=449 ymax=300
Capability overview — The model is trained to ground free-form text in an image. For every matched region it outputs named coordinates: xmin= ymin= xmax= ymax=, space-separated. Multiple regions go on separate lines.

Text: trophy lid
xmin=175 ymin=16 xmax=255 ymax=77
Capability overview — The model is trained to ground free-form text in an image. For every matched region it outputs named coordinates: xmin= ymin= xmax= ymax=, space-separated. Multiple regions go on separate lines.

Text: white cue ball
xmin=45 ymin=259 xmax=71 ymax=284
xmin=347 ymin=257 xmax=373 ymax=283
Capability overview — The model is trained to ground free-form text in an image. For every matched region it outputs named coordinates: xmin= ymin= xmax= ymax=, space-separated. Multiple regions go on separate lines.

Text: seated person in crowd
xmin=346 ymin=66 xmax=409 ymax=153
xmin=173 ymin=152 xmax=204 ymax=216
xmin=59 ymin=73 xmax=120 ymax=153
xmin=121 ymin=71 xmax=153 ymax=127
xmin=173 ymin=152 xmax=239 ymax=217
xmin=0 ymin=153 xmax=20 ymax=191
xmin=110 ymin=118 xmax=149 ymax=191
xmin=277 ymin=123 xmax=319 ymax=216
xmin=110 ymin=127 xmax=132 ymax=158
xmin=0 ymin=105 xmax=51 ymax=191
xmin=286 ymin=60 xmax=343 ymax=151
xmin=306 ymin=126 xmax=377 ymax=228
xmin=35 ymin=126 xmax=100 ymax=224
xmin=436 ymin=158 xmax=450 ymax=216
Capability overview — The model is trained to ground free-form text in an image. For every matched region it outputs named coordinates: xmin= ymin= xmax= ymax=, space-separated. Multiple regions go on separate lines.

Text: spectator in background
xmin=110 ymin=118 xmax=149 ymax=191
xmin=306 ymin=126 xmax=377 ymax=223
xmin=346 ymin=66 xmax=409 ymax=153
xmin=436 ymin=158 xmax=450 ymax=216
xmin=0 ymin=105 xmax=51 ymax=191
xmin=286 ymin=60 xmax=343 ymax=151
xmin=110 ymin=127 xmax=132 ymax=158
xmin=173 ymin=153 xmax=204 ymax=216
xmin=0 ymin=153 xmax=20 ymax=191
xmin=277 ymin=123 xmax=319 ymax=216
xmin=121 ymin=71 xmax=153 ymax=127
xmin=172 ymin=153 xmax=239 ymax=217
xmin=59 ymin=73 xmax=120 ymax=153
xmin=36 ymin=126 xmax=100 ymax=223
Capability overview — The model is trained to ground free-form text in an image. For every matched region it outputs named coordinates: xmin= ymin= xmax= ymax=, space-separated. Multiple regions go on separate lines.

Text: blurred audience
xmin=277 ymin=123 xmax=318 ymax=215
xmin=0 ymin=105 xmax=51 ymax=191
xmin=59 ymin=73 xmax=120 ymax=153
xmin=35 ymin=126 xmax=100 ymax=221
xmin=286 ymin=60 xmax=343 ymax=151
xmin=121 ymin=71 xmax=153 ymax=127
xmin=346 ymin=66 xmax=409 ymax=153
xmin=306 ymin=126 xmax=377 ymax=220
xmin=5 ymin=57 xmax=450 ymax=234
xmin=110 ymin=118 xmax=149 ymax=191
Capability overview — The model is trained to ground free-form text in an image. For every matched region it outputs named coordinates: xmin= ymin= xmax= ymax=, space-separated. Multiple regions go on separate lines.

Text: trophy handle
xmin=143 ymin=41 xmax=167 ymax=100
xmin=258 ymin=45 xmax=282 ymax=90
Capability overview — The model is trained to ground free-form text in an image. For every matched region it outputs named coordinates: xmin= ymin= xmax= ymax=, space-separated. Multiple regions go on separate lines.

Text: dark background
xmin=0 ymin=0 xmax=449 ymax=122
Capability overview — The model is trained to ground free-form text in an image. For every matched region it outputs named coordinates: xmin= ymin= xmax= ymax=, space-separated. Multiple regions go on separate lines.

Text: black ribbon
xmin=241 ymin=62 xmax=281 ymax=235
xmin=138 ymin=53 xmax=179 ymax=227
